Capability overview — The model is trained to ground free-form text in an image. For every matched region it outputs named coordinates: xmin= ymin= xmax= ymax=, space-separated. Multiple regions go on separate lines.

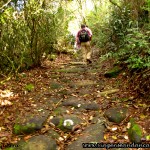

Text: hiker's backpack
xmin=79 ymin=29 xmax=90 ymax=42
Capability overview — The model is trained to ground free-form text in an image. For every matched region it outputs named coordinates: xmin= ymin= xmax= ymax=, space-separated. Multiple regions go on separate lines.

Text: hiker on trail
xmin=76 ymin=24 xmax=92 ymax=64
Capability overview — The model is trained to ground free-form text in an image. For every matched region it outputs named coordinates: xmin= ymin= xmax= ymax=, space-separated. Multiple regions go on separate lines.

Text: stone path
xmin=4 ymin=56 xmax=131 ymax=150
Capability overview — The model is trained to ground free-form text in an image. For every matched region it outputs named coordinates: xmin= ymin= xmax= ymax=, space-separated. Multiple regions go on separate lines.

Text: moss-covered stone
xmin=60 ymin=78 xmax=71 ymax=83
xmin=128 ymin=118 xmax=142 ymax=143
xmin=104 ymin=66 xmax=122 ymax=78
xmin=50 ymin=82 xmax=62 ymax=90
xmin=61 ymin=101 xmax=83 ymax=109
xmin=83 ymin=103 xmax=100 ymax=111
xmin=13 ymin=123 xmax=36 ymax=135
xmin=67 ymin=124 xmax=105 ymax=150
xmin=104 ymin=107 xmax=128 ymax=124
xmin=58 ymin=89 xmax=72 ymax=96
xmin=13 ymin=115 xmax=48 ymax=135
xmin=50 ymin=115 xmax=82 ymax=132
xmin=47 ymin=129 xmax=60 ymax=139
xmin=57 ymin=118 xmax=66 ymax=131
xmin=50 ymin=117 xmax=70 ymax=131
xmin=4 ymin=148 xmax=17 ymax=150
xmin=13 ymin=135 xmax=57 ymax=150
xmin=53 ymin=107 xmax=66 ymax=115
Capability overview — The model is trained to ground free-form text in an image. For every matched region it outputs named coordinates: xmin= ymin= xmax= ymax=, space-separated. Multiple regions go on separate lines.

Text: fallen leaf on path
xmin=140 ymin=114 xmax=147 ymax=119
xmin=133 ymin=104 xmax=139 ymax=109
xmin=58 ymin=137 xmax=64 ymax=141
xmin=0 ymin=100 xmax=12 ymax=106
xmin=111 ymin=126 xmax=118 ymax=131
xmin=104 ymin=133 xmax=109 ymax=140
xmin=0 ymin=90 xmax=13 ymax=97
xmin=112 ymin=135 xmax=117 ymax=140
xmin=0 ymin=132 xmax=10 ymax=137
xmin=124 ymin=135 xmax=128 ymax=140
xmin=24 ymin=135 xmax=32 ymax=141
xmin=41 ymin=124 xmax=50 ymax=133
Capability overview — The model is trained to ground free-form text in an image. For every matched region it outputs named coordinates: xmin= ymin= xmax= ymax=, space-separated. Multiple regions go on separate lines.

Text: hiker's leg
xmin=81 ymin=42 xmax=87 ymax=63
xmin=86 ymin=41 xmax=92 ymax=60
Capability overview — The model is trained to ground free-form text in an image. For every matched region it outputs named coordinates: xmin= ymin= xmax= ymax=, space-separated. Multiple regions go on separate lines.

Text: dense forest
xmin=0 ymin=0 xmax=150 ymax=149
xmin=1 ymin=0 xmax=149 ymax=97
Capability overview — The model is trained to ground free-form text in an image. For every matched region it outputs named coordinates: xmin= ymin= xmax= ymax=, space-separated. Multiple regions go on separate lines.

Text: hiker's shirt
xmin=85 ymin=27 xmax=92 ymax=36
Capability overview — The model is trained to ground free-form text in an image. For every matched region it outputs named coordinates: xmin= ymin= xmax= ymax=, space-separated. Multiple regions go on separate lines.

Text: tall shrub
xmin=0 ymin=0 xmax=71 ymax=76
xmin=108 ymin=0 xmax=150 ymax=98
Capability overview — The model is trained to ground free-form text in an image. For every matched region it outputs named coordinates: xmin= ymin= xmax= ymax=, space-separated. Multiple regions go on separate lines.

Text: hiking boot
xmin=87 ymin=59 xmax=92 ymax=64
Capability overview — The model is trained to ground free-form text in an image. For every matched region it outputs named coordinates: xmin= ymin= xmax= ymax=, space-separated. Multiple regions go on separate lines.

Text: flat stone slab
xmin=74 ymin=80 xmax=97 ymax=87
xmin=53 ymin=107 xmax=67 ymax=115
xmin=13 ymin=113 xmax=49 ymax=135
xmin=61 ymin=97 xmax=86 ymax=109
xmin=67 ymin=124 xmax=105 ymax=150
xmin=83 ymin=103 xmax=100 ymax=110
xmin=68 ymin=79 xmax=97 ymax=89
xmin=17 ymin=135 xmax=57 ymax=150
xmin=104 ymin=107 xmax=128 ymax=124
xmin=50 ymin=115 xmax=83 ymax=132
xmin=56 ymin=67 xmax=86 ymax=73
xmin=61 ymin=98 xmax=100 ymax=111
xmin=49 ymin=82 xmax=63 ymax=90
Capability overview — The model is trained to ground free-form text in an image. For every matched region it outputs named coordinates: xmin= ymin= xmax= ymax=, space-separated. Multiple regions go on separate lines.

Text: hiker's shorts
xmin=81 ymin=41 xmax=92 ymax=62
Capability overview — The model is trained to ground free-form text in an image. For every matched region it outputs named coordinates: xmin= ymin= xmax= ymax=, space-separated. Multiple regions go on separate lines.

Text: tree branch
xmin=0 ymin=0 xmax=12 ymax=10
xmin=109 ymin=0 xmax=122 ymax=11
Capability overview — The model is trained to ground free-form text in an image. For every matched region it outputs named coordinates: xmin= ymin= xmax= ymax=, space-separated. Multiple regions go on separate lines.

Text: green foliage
xmin=146 ymin=135 xmax=150 ymax=140
xmin=98 ymin=0 xmax=150 ymax=97
xmin=47 ymin=54 xmax=57 ymax=61
xmin=142 ymin=0 xmax=150 ymax=12
xmin=25 ymin=83 xmax=34 ymax=92
xmin=106 ymin=0 xmax=150 ymax=71
xmin=115 ymin=27 xmax=150 ymax=70
xmin=86 ymin=3 xmax=111 ymax=50
xmin=0 ymin=0 xmax=72 ymax=76
xmin=109 ymin=4 xmax=132 ymax=47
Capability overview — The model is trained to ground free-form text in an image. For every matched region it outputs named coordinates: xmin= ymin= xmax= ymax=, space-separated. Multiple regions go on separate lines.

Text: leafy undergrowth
xmin=0 ymin=53 xmax=149 ymax=149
